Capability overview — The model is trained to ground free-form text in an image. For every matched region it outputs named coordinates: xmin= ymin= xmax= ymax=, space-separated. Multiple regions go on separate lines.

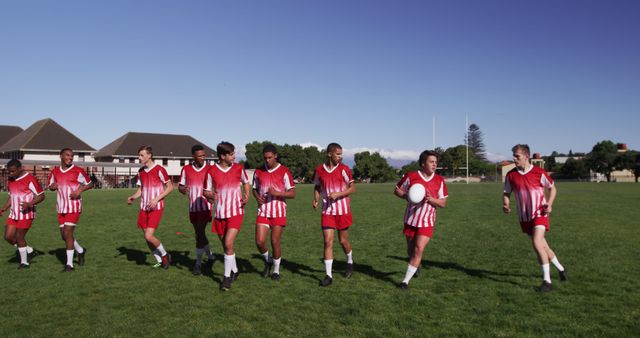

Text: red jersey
xmin=253 ymin=164 xmax=295 ymax=218
xmin=204 ymin=163 xmax=249 ymax=219
xmin=397 ymin=171 xmax=448 ymax=228
xmin=136 ymin=164 xmax=170 ymax=211
xmin=504 ymin=165 xmax=554 ymax=222
xmin=179 ymin=163 xmax=212 ymax=213
xmin=7 ymin=173 xmax=44 ymax=220
xmin=313 ymin=163 xmax=354 ymax=216
xmin=48 ymin=165 xmax=91 ymax=214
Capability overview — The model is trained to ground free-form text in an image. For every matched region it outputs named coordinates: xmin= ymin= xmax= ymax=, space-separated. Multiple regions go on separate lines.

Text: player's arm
xmin=252 ymin=188 xmax=265 ymax=205
xmin=0 ymin=196 xmax=10 ymax=216
xmin=127 ymin=187 xmax=142 ymax=204
xmin=426 ymin=194 xmax=446 ymax=208
xmin=329 ymin=181 xmax=355 ymax=200
xmin=394 ymin=185 xmax=407 ymax=199
xmin=502 ymin=193 xmax=511 ymax=214
xmin=268 ymin=187 xmax=296 ymax=199
xmin=241 ymin=182 xmax=251 ymax=205
xmin=70 ymin=181 xmax=93 ymax=200
xmin=21 ymin=192 xmax=45 ymax=210
xmin=546 ymin=184 xmax=557 ymax=213
xmin=313 ymin=184 xmax=321 ymax=209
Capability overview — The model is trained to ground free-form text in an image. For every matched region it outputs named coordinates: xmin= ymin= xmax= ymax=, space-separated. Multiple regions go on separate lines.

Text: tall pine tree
xmin=465 ymin=123 xmax=486 ymax=161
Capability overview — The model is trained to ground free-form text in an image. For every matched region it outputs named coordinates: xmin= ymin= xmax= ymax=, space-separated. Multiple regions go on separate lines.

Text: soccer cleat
xmin=559 ymin=269 xmax=568 ymax=282
xmin=220 ymin=277 xmax=232 ymax=291
xmin=78 ymin=247 xmax=86 ymax=266
xmin=413 ymin=267 xmax=420 ymax=278
xmin=271 ymin=273 xmax=281 ymax=281
xmin=63 ymin=265 xmax=74 ymax=272
xmin=231 ymin=270 xmax=240 ymax=282
xmin=398 ymin=282 xmax=409 ymax=291
xmin=344 ymin=263 xmax=354 ymax=278
xmin=152 ymin=262 xmax=162 ymax=268
xmin=320 ymin=275 xmax=333 ymax=287
xmin=192 ymin=263 xmax=202 ymax=276
xmin=18 ymin=263 xmax=30 ymax=270
xmin=537 ymin=281 xmax=553 ymax=292
xmin=261 ymin=262 xmax=273 ymax=278
xmin=161 ymin=253 xmax=172 ymax=270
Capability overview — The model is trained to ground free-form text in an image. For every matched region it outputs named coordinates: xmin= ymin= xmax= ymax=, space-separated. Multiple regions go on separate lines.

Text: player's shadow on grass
xmin=115 ymin=247 xmax=152 ymax=266
xmin=276 ymin=257 xmax=324 ymax=282
xmin=6 ymin=248 xmax=45 ymax=263
xmin=387 ymin=255 xmax=528 ymax=285
xmin=48 ymin=248 xmax=68 ymax=265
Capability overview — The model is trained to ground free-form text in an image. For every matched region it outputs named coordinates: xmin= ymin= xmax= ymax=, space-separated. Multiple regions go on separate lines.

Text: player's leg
xmin=4 ymin=224 xmax=17 ymax=246
xmin=255 ymin=222 xmax=272 ymax=277
xmin=401 ymin=234 xmax=430 ymax=289
xmin=270 ymin=225 xmax=284 ymax=280
xmin=220 ymin=227 xmax=239 ymax=290
xmin=321 ymin=228 xmax=335 ymax=286
xmin=144 ymin=227 xmax=170 ymax=269
xmin=338 ymin=229 xmax=354 ymax=278
xmin=405 ymin=233 xmax=419 ymax=278
xmin=62 ymin=225 xmax=76 ymax=270
xmin=531 ymin=226 xmax=553 ymax=291
xmin=192 ymin=221 xmax=208 ymax=274
xmin=15 ymin=227 xmax=30 ymax=268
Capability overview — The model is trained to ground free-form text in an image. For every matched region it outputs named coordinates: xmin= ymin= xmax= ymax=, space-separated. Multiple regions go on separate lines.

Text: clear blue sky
xmin=1 ymin=0 xmax=638 ymax=162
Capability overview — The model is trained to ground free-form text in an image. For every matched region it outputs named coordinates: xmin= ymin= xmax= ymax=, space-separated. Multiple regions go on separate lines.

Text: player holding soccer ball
xmin=394 ymin=150 xmax=448 ymax=290
xmin=252 ymin=144 xmax=296 ymax=281
xmin=203 ymin=141 xmax=251 ymax=291
xmin=1 ymin=159 xmax=45 ymax=269
xmin=127 ymin=146 xmax=173 ymax=269
xmin=503 ymin=144 xmax=567 ymax=292
xmin=313 ymin=143 xmax=356 ymax=287
xmin=178 ymin=145 xmax=216 ymax=276
xmin=48 ymin=148 xmax=93 ymax=272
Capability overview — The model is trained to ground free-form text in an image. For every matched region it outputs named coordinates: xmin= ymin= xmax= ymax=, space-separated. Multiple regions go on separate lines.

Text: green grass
xmin=1 ymin=183 xmax=639 ymax=337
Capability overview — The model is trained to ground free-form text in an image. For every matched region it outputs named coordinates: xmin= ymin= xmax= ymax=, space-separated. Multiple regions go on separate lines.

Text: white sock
xmin=204 ymin=244 xmax=214 ymax=260
xmin=273 ymin=257 xmax=281 ymax=274
xmin=196 ymin=247 xmax=204 ymax=265
xmin=402 ymin=264 xmax=418 ymax=284
xmin=261 ymin=250 xmax=271 ymax=263
xmin=18 ymin=247 xmax=29 ymax=265
xmin=74 ymin=240 xmax=84 ymax=254
xmin=66 ymin=250 xmax=75 ymax=267
xmin=156 ymin=244 xmax=167 ymax=256
xmin=224 ymin=254 xmax=234 ymax=277
xmin=26 ymin=246 xmax=33 ymax=254
xmin=232 ymin=255 xmax=238 ymax=273
xmin=550 ymin=256 xmax=564 ymax=271
xmin=542 ymin=263 xmax=551 ymax=283
xmin=346 ymin=250 xmax=353 ymax=264
xmin=324 ymin=259 xmax=333 ymax=278
xmin=152 ymin=250 xmax=162 ymax=263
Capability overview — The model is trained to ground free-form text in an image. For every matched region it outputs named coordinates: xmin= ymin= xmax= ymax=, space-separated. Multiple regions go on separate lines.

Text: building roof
xmin=0 ymin=118 xmax=95 ymax=153
xmin=0 ymin=125 xmax=23 ymax=147
xmin=93 ymin=132 xmax=217 ymax=159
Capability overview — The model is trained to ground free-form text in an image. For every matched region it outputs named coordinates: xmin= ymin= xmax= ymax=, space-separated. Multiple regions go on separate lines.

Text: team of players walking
xmin=1 ymin=142 xmax=567 ymax=292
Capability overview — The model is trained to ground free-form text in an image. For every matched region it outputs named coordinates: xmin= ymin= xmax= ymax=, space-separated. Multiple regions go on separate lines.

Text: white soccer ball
xmin=408 ymin=184 xmax=426 ymax=204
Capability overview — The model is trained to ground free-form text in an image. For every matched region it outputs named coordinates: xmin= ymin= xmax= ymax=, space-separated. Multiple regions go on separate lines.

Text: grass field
xmin=1 ymin=183 xmax=639 ymax=337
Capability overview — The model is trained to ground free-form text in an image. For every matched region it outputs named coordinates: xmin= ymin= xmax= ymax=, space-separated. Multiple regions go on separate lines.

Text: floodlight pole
xmin=433 ymin=116 xmax=436 ymax=150
xmin=466 ymin=114 xmax=469 ymax=184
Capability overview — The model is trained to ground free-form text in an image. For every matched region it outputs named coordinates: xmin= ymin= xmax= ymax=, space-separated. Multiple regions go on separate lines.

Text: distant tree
xmin=586 ymin=140 xmax=618 ymax=182
xmin=614 ymin=150 xmax=640 ymax=183
xmin=551 ymin=151 xmax=559 ymax=157
xmin=353 ymin=151 xmax=397 ymax=183
xmin=244 ymin=141 xmax=275 ymax=169
xmin=560 ymin=158 xmax=590 ymax=180
xmin=465 ymin=123 xmax=486 ymax=161
xmin=400 ymin=161 xmax=419 ymax=176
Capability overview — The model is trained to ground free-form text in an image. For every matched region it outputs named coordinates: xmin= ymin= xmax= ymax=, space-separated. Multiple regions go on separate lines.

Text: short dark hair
xmin=327 ymin=143 xmax=342 ymax=153
xmin=512 ymin=144 xmax=530 ymax=157
xmin=60 ymin=148 xmax=73 ymax=155
xmin=191 ymin=144 xmax=205 ymax=155
xmin=217 ymin=141 xmax=235 ymax=156
xmin=263 ymin=144 xmax=277 ymax=155
xmin=138 ymin=145 xmax=153 ymax=157
xmin=7 ymin=159 xmax=22 ymax=168
xmin=419 ymin=150 xmax=439 ymax=166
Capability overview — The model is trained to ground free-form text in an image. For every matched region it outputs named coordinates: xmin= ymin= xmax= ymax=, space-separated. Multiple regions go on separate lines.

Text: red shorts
xmin=6 ymin=218 xmax=33 ymax=229
xmin=321 ymin=213 xmax=353 ymax=231
xmin=256 ymin=216 xmax=287 ymax=228
xmin=212 ymin=214 xmax=244 ymax=235
xmin=137 ymin=209 xmax=164 ymax=229
xmin=520 ymin=217 xmax=550 ymax=236
xmin=403 ymin=223 xmax=434 ymax=238
xmin=58 ymin=213 xmax=81 ymax=227
xmin=189 ymin=211 xmax=212 ymax=225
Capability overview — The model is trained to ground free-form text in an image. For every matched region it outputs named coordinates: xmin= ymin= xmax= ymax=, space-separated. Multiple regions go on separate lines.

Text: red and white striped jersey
xmin=136 ymin=164 xmax=170 ymax=211
xmin=313 ymin=163 xmax=354 ymax=216
xmin=204 ymin=163 xmax=249 ymax=219
xmin=397 ymin=171 xmax=448 ymax=228
xmin=504 ymin=165 xmax=554 ymax=222
xmin=7 ymin=173 xmax=44 ymax=220
xmin=179 ymin=163 xmax=212 ymax=213
xmin=48 ymin=165 xmax=91 ymax=214
xmin=253 ymin=164 xmax=295 ymax=218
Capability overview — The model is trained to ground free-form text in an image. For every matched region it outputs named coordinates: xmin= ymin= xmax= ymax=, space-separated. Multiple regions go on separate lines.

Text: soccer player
xmin=252 ymin=144 xmax=296 ymax=281
xmin=1 ymin=159 xmax=45 ymax=269
xmin=48 ymin=148 xmax=93 ymax=272
xmin=127 ymin=145 xmax=173 ymax=269
xmin=203 ymin=141 xmax=250 ymax=291
xmin=503 ymin=144 xmax=567 ymax=292
xmin=394 ymin=150 xmax=448 ymax=290
xmin=178 ymin=144 xmax=216 ymax=275
xmin=313 ymin=142 xmax=356 ymax=287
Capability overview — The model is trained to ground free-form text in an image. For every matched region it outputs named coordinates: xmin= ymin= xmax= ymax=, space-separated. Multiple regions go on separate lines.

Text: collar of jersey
xmin=323 ymin=163 xmax=340 ymax=173
xmin=60 ymin=164 xmax=75 ymax=173
xmin=15 ymin=173 xmax=29 ymax=181
xmin=418 ymin=171 xmax=435 ymax=183
xmin=143 ymin=163 xmax=157 ymax=173
xmin=192 ymin=163 xmax=207 ymax=172
xmin=266 ymin=163 xmax=281 ymax=173
xmin=517 ymin=164 xmax=534 ymax=175
xmin=215 ymin=163 xmax=233 ymax=173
